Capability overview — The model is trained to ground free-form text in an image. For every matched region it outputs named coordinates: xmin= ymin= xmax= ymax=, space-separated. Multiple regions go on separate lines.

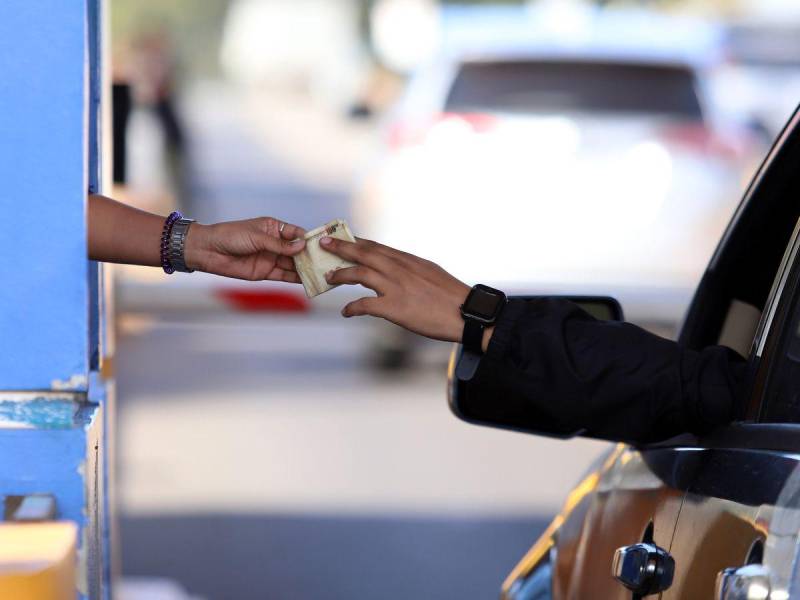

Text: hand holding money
xmin=293 ymin=219 xmax=357 ymax=297
xmin=319 ymin=236 xmax=474 ymax=344
xmin=183 ymin=215 xmax=306 ymax=282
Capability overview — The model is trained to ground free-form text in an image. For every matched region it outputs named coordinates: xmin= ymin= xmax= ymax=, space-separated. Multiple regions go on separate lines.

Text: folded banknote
xmin=293 ymin=219 xmax=356 ymax=298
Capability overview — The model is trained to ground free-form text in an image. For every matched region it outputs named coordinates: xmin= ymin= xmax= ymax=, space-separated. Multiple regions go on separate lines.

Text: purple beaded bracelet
xmin=160 ymin=211 xmax=183 ymax=274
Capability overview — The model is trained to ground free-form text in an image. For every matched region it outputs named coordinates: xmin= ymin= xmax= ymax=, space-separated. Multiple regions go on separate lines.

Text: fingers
xmin=266 ymin=267 xmax=301 ymax=284
xmin=278 ymin=222 xmax=306 ymax=242
xmin=325 ymin=265 xmax=386 ymax=294
xmin=342 ymin=296 xmax=384 ymax=318
xmin=275 ymin=255 xmax=297 ymax=271
xmin=260 ymin=233 xmax=305 ymax=256
xmin=253 ymin=218 xmax=306 ymax=256
xmin=319 ymin=236 xmax=392 ymax=271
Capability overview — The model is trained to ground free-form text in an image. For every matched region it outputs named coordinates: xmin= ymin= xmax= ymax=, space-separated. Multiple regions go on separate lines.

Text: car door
xmin=549 ymin=446 xmax=686 ymax=599
xmin=658 ymin=106 xmax=800 ymax=599
xmin=495 ymin=106 xmax=800 ymax=599
xmin=663 ymin=219 xmax=800 ymax=599
xmin=551 ymin=106 xmax=800 ymax=599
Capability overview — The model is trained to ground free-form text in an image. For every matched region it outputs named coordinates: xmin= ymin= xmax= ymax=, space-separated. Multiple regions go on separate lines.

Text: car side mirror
xmin=447 ymin=295 xmax=624 ymax=438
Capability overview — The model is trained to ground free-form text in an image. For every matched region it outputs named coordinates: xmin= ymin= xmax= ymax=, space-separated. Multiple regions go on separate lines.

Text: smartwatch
xmin=460 ymin=284 xmax=507 ymax=355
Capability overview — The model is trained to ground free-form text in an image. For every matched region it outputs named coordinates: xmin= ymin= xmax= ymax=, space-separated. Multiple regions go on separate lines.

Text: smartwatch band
xmin=462 ymin=319 xmax=485 ymax=355
xmin=457 ymin=284 xmax=507 ymax=381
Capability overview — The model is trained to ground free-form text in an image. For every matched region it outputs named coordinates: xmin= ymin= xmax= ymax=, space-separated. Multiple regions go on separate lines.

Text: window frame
xmin=749 ymin=217 xmax=800 ymax=423
xmin=655 ymin=107 xmax=800 ymax=452
xmin=684 ymin=218 xmax=800 ymax=453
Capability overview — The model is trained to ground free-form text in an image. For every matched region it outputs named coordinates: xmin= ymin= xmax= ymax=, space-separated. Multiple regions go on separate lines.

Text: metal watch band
xmin=166 ymin=218 xmax=195 ymax=273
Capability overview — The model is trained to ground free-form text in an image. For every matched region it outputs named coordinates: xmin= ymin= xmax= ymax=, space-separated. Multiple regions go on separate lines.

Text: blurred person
xmin=319 ymin=236 xmax=746 ymax=445
xmin=88 ymin=194 xmax=304 ymax=281
xmin=129 ymin=27 xmax=187 ymax=200
xmin=112 ymin=42 xmax=134 ymax=186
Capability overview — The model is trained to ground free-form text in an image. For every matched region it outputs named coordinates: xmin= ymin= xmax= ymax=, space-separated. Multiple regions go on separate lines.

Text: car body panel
xmin=553 ymin=448 xmax=685 ymax=598
xmin=660 ymin=447 xmax=800 ymax=598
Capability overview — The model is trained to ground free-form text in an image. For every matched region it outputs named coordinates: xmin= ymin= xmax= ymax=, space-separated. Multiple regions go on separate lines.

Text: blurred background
xmin=110 ymin=0 xmax=800 ymax=598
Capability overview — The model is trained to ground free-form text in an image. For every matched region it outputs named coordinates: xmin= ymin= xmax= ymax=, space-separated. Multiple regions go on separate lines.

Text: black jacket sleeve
xmin=459 ymin=298 xmax=747 ymax=444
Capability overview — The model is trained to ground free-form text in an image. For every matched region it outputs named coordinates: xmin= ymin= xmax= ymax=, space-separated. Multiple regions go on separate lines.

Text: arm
xmin=88 ymin=194 xmax=305 ymax=282
xmin=319 ymin=236 xmax=746 ymax=444
xmin=462 ymin=297 xmax=746 ymax=443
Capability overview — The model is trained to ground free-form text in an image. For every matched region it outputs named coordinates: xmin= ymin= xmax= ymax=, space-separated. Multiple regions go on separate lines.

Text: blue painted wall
xmin=0 ymin=1 xmax=90 ymax=391
xmin=0 ymin=1 xmax=111 ymax=598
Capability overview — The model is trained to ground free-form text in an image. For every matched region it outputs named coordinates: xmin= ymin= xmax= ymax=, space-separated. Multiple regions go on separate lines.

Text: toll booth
xmin=0 ymin=1 xmax=113 ymax=599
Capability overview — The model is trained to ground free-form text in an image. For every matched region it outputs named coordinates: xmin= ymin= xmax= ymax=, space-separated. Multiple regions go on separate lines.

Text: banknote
xmin=293 ymin=219 xmax=357 ymax=298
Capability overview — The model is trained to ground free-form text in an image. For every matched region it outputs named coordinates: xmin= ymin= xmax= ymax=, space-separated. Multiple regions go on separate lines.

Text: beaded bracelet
xmin=160 ymin=211 xmax=183 ymax=274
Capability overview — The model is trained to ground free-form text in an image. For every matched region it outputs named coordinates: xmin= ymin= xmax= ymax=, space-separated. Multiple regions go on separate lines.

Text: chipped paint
xmin=0 ymin=398 xmax=80 ymax=429
xmin=51 ymin=373 xmax=88 ymax=391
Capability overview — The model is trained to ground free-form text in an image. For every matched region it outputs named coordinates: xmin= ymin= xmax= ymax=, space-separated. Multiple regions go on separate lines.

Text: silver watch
xmin=167 ymin=218 xmax=196 ymax=273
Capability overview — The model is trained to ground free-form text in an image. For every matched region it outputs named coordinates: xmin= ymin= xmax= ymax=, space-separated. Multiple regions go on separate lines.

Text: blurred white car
xmin=353 ymin=7 xmax=763 ymax=365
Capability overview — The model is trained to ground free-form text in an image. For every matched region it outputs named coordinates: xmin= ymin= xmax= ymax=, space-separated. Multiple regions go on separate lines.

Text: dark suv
xmin=450 ymin=105 xmax=800 ymax=599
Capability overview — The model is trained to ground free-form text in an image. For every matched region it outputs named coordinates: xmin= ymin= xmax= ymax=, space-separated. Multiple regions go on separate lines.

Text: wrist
xmin=458 ymin=283 xmax=506 ymax=351
xmin=451 ymin=284 xmax=471 ymax=342
xmin=184 ymin=222 xmax=210 ymax=272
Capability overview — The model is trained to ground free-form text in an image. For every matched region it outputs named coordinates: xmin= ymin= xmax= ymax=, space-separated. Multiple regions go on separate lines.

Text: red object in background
xmin=659 ymin=123 xmax=751 ymax=161
xmin=215 ymin=288 xmax=310 ymax=313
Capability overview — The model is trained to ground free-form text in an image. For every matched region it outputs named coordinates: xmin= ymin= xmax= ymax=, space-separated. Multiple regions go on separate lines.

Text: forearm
xmin=87 ymin=194 xmax=305 ymax=281
xmin=88 ymin=194 xmax=165 ymax=266
xmin=465 ymin=298 xmax=746 ymax=444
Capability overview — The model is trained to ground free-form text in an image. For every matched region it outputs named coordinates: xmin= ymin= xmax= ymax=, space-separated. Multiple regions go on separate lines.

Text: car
xmin=353 ymin=6 xmax=763 ymax=367
xmin=447 ymin=103 xmax=800 ymax=599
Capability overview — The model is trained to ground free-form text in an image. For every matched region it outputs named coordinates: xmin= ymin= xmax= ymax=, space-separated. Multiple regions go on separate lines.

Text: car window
xmin=755 ymin=219 xmax=800 ymax=423
xmin=444 ymin=59 xmax=704 ymax=119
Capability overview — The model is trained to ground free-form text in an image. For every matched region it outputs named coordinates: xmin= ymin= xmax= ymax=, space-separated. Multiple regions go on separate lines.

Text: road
xmin=115 ymin=81 xmax=608 ymax=600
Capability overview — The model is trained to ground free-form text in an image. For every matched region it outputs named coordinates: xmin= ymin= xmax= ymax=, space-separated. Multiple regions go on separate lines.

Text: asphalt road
xmin=115 ymin=82 xmax=607 ymax=600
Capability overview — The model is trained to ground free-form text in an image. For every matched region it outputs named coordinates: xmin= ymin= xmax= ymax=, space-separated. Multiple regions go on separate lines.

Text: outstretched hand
xmin=320 ymin=236 xmax=471 ymax=342
xmin=186 ymin=217 xmax=306 ymax=282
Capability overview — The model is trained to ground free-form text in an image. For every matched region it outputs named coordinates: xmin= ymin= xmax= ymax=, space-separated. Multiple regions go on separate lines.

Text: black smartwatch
xmin=460 ymin=284 xmax=507 ymax=355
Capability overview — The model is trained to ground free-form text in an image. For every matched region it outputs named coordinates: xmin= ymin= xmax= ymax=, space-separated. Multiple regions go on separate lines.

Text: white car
xmin=352 ymin=7 xmax=763 ymax=366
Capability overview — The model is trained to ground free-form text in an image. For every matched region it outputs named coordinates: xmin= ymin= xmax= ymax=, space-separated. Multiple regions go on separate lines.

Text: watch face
xmin=463 ymin=285 xmax=506 ymax=322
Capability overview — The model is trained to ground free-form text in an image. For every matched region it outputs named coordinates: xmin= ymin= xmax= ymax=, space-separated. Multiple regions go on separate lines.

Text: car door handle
xmin=716 ymin=564 xmax=776 ymax=600
xmin=612 ymin=542 xmax=675 ymax=596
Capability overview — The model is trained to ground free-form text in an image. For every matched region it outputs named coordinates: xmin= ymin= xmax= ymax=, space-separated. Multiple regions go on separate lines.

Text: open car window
xmin=752 ymin=218 xmax=800 ymax=423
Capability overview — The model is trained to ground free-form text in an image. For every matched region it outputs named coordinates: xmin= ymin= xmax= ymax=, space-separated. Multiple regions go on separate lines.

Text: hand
xmin=185 ymin=217 xmax=306 ymax=282
xmin=320 ymin=236 xmax=471 ymax=342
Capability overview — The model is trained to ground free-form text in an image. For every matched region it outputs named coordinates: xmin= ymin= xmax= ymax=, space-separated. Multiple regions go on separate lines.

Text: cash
xmin=293 ymin=219 xmax=357 ymax=298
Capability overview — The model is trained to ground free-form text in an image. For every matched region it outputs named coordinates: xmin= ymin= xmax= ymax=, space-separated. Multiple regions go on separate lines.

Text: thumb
xmin=251 ymin=220 xmax=306 ymax=256
xmin=274 ymin=236 xmax=306 ymax=256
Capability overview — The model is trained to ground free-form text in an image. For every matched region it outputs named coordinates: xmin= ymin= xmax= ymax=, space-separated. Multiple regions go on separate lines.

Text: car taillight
xmin=387 ymin=112 xmax=497 ymax=150
xmin=659 ymin=123 xmax=746 ymax=161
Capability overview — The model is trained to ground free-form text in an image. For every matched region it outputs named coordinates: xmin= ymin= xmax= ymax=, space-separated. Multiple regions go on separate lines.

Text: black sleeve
xmin=459 ymin=298 xmax=748 ymax=444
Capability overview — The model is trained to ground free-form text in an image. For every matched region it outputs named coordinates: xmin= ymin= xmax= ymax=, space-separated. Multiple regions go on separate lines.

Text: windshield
xmin=445 ymin=59 xmax=703 ymax=119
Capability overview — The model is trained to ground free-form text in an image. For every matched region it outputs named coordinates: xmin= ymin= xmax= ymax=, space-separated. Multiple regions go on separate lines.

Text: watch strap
xmin=462 ymin=319 xmax=485 ymax=355
xmin=455 ymin=346 xmax=482 ymax=382
xmin=167 ymin=218 xmax=195 ymax=273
